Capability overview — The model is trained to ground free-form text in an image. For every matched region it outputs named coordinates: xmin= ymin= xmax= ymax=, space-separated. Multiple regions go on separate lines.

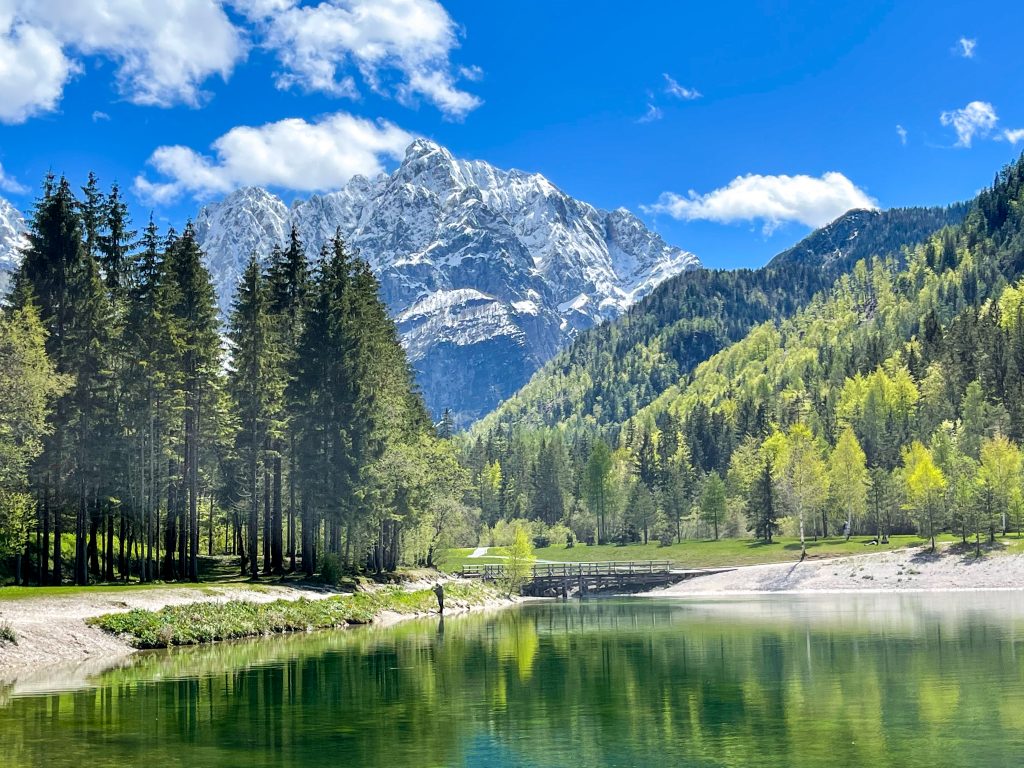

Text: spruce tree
xmin=266 ymin=228 xmax=309 ymax=572
xmin=164 ymin=224 xmax=221 ymax=581
xmin=228 ymin=255 xmax=275 ymax=579
xmin=747 ymin=460 xmax=778 ymax=543
xmin=14 ymin=176 xmax=112 ymax=585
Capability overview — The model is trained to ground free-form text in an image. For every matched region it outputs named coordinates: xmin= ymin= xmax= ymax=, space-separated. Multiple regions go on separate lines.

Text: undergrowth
xmin=88 ymin=582 xmax=497 ymax=648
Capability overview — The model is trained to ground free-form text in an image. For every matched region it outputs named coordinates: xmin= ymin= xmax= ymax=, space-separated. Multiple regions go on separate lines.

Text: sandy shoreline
xmin=0 ymin=578 xmax=506 ymax=685
xmin=651 ymin=545 xmax=1024 ymax=597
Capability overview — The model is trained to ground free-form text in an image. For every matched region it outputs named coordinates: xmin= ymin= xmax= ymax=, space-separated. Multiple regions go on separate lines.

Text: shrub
xmin=319 ymin=554 xmax=343 ymax=586
xmin=89 ymin=583 xmax=501 ymax=648
xmin=547 ymin=523 xmax=572 ymax=549
xmin=499 ymin=523 xmax=535 ymax=596
xmin=0 ymin=620 xmax=17 ymax=646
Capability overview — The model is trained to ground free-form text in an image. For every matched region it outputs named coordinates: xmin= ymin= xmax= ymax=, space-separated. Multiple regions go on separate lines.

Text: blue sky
xmin=0 ymin=0 xmax=1022 ymax=269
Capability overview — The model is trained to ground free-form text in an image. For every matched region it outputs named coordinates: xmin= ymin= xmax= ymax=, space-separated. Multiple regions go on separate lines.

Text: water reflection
xmin=3 ymin=594 xmax=1024 ymax=767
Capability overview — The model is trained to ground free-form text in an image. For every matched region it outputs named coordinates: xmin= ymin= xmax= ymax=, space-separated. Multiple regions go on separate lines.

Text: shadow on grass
xmin=778 ymin=537 xmax=895 ymax=555
xmin=943 ymin=538 xmax=1012 ymax=565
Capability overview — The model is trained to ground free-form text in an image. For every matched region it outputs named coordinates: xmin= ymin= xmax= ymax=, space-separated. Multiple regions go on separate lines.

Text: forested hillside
xmin=475 ymin=204 xmax=966 ymax=436
xmin=0 ymin=174 xmax=466 ymax=585
xmin=462 ymin=157 xmax=1024 ymax=553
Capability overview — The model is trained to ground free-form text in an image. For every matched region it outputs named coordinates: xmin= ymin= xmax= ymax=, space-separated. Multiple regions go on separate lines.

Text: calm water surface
xmin=4 ymin=594 xmax=1024 ymax=767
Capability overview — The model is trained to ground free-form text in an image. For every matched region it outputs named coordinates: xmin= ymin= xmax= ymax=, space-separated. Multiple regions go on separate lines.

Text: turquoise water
xmin=3 ymin=594 xmax=1024 ymax=767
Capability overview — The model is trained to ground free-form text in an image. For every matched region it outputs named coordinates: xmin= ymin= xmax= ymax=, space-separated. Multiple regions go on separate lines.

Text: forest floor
xmin=649 ymin=539 xmax=1024 ymax=596
xmin=0 ymin=575 xmax=504 ymax=686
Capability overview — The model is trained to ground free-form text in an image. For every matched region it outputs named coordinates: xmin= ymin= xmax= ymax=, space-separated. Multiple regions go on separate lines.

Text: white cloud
xmin=637 ymin=103 xmax=663 ymax=124
xmin=0 ymin=0 xmax=245 ymax=123
xmin=0 ymin=0 xmax=480 ymax=123
xmin=91 ymin=110 xmax=110 ymax=122
xmin=644 ymin=172 xmax=877 ymax=233
xmin=0 ymin=162 xmax=28 ymax=195
xmin=940 ymin=100 xmax=998 ymax=147
xmin=0 ymin=22 xmax=74 ymax=123
xmin=38 ymin=0 xmax=245 ymax=107
xmin=663 ymin=74 xmax=701 ymax=100
xmin=957 ymin=37 xmax=976 ymax=58
xmin=228 ymin=0 xmax=294 ymax=20
xmin=896 ymin=124 xmax=907 ymax=145
xmin=134 ymin=111 xmax=414 ymax=203
xmin=1004 ymin=128 xmax=1024 ymax=144
xmin=256 ymin=0 xmax=481 ymax=119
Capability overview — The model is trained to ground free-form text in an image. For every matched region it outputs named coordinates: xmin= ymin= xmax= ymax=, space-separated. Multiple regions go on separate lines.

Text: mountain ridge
xmin=471 ymin=202 xmax=968 ymax=438
xmin=193 ymin=139 xmax=701 ymax=424
xmin=0 ymin=196 xmax=26 ymax=295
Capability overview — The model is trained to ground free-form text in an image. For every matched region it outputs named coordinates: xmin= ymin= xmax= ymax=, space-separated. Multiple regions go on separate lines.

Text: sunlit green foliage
xmin=463 ymin=155 xmax=1024 ymax=554
xmin=89 ymin=582 xmax=498 ymax=647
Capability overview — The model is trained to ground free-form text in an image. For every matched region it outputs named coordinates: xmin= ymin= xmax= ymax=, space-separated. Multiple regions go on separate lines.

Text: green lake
xmin=4 ymin=594 xmax=1024 ymax=767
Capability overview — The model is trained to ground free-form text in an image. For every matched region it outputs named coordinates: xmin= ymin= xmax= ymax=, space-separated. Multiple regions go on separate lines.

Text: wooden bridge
xmin=461 ymin=560 xmax=710 ymax=596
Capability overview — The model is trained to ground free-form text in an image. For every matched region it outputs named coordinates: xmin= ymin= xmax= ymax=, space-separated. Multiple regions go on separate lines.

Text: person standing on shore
xmin=433 ymin=583 xmax=445 ymax=614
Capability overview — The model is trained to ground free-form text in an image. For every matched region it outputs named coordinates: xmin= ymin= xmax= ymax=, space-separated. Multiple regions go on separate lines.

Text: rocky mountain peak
xmin=0 ymin=197 xmax=26 ymax=294
xmin=192 ymin=141 xmax=700 ymax=424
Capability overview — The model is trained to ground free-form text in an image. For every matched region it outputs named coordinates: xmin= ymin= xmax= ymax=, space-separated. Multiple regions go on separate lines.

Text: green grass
xmin=532 ymin=535 xmax=954 ymax=568
xmin=88 ymin=582 xmax=498 ymax=649
xmin=438 ymin=547 xmax=509 ymax=573
xmin=442 ymin=535 xmax=971 ymax=572
xmin=0 ymin=555 xmax=318 ymax=599
xmin=0 ymin=573 xmax=300 ymax=601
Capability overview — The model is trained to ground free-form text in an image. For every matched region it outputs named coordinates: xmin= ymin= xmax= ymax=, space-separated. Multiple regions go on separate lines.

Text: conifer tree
xmin=228 ymin=255 xmax=276 ymax=579
xmin=164 ymin=224 xmax=221 ymax=581
xmin=14 ymin=176 xmax=112 ymax=585
xmin=747 ymin=460 xmax=778 ymax=543
xmin=266 ymin=228 xmax=309 ymax=572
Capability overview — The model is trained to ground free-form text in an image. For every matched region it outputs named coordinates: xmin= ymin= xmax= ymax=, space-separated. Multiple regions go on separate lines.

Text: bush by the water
xmin=0 ymin=620 xmax=16 ymax=646
xmin=88 ymin=583 xmax=497 ymax=648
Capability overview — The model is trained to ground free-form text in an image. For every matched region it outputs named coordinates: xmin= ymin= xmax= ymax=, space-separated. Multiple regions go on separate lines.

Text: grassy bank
xmin=441 ymin=534 xmax=1020 ymax=572
xmin=88 ymin=582 xmax=499 ymax=649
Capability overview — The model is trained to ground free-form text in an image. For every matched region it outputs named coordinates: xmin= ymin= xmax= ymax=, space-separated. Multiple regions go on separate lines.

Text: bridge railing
xmin=461 ymin=561 xmax=672 ymax=580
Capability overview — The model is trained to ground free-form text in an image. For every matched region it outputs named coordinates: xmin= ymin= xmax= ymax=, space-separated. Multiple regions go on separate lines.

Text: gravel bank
xmin=653 ymin=545 xmax=1024 ymax=596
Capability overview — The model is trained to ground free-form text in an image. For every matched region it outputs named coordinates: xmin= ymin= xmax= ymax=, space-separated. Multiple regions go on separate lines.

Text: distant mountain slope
xmin=195 ymin=139 xmax=700 ymax=425
xmin=621 ymin=156 xmax=1024 ymax=477
xmin=473 ymin=203 xmax=967 ymax=437
xmin=0 ymin=196 xmax=26 ymax=295
xmin=768 ymin=205 xmax=969 ymax=271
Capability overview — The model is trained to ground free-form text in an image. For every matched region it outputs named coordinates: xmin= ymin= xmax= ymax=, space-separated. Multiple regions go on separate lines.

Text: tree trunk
xmin=249 ymin=453 xmax=259 ymax=580
xmin=41 ymin=481 xmax=50 ymax=586
xmin=263 ymin=460 xmax=271 ymax=574
xmin=53 ymin=495 xmax=62 ymax=585
xmin=75 ymin=478 xmax=89 ymax=586
xmin=107 ymin=512 xmax=116 ymax=581
xmin=301 ymin=498 xmax=314 ymax=577
xmin=88 ymin=514 xmax=99 ymax=579
xmin=163 ymin=459 xmax=177 ymax=580
xmin=272 ymin=451 xmax=283 ymax=574
xmin=288 ymin=436 xmax=296 ymax=571
xmin=208 ymin=495 xmax=215 ymax=556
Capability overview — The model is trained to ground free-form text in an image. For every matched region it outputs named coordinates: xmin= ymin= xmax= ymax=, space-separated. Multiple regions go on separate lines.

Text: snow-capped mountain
xmin=195 ymin=139 xmax=700 ymax=425
xmin=0 ymin=196 xmax=26 ymax=295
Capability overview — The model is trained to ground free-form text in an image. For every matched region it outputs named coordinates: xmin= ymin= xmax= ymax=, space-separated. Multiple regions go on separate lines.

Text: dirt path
xmin=651 ymin=546 xmax=1024 ymax=596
